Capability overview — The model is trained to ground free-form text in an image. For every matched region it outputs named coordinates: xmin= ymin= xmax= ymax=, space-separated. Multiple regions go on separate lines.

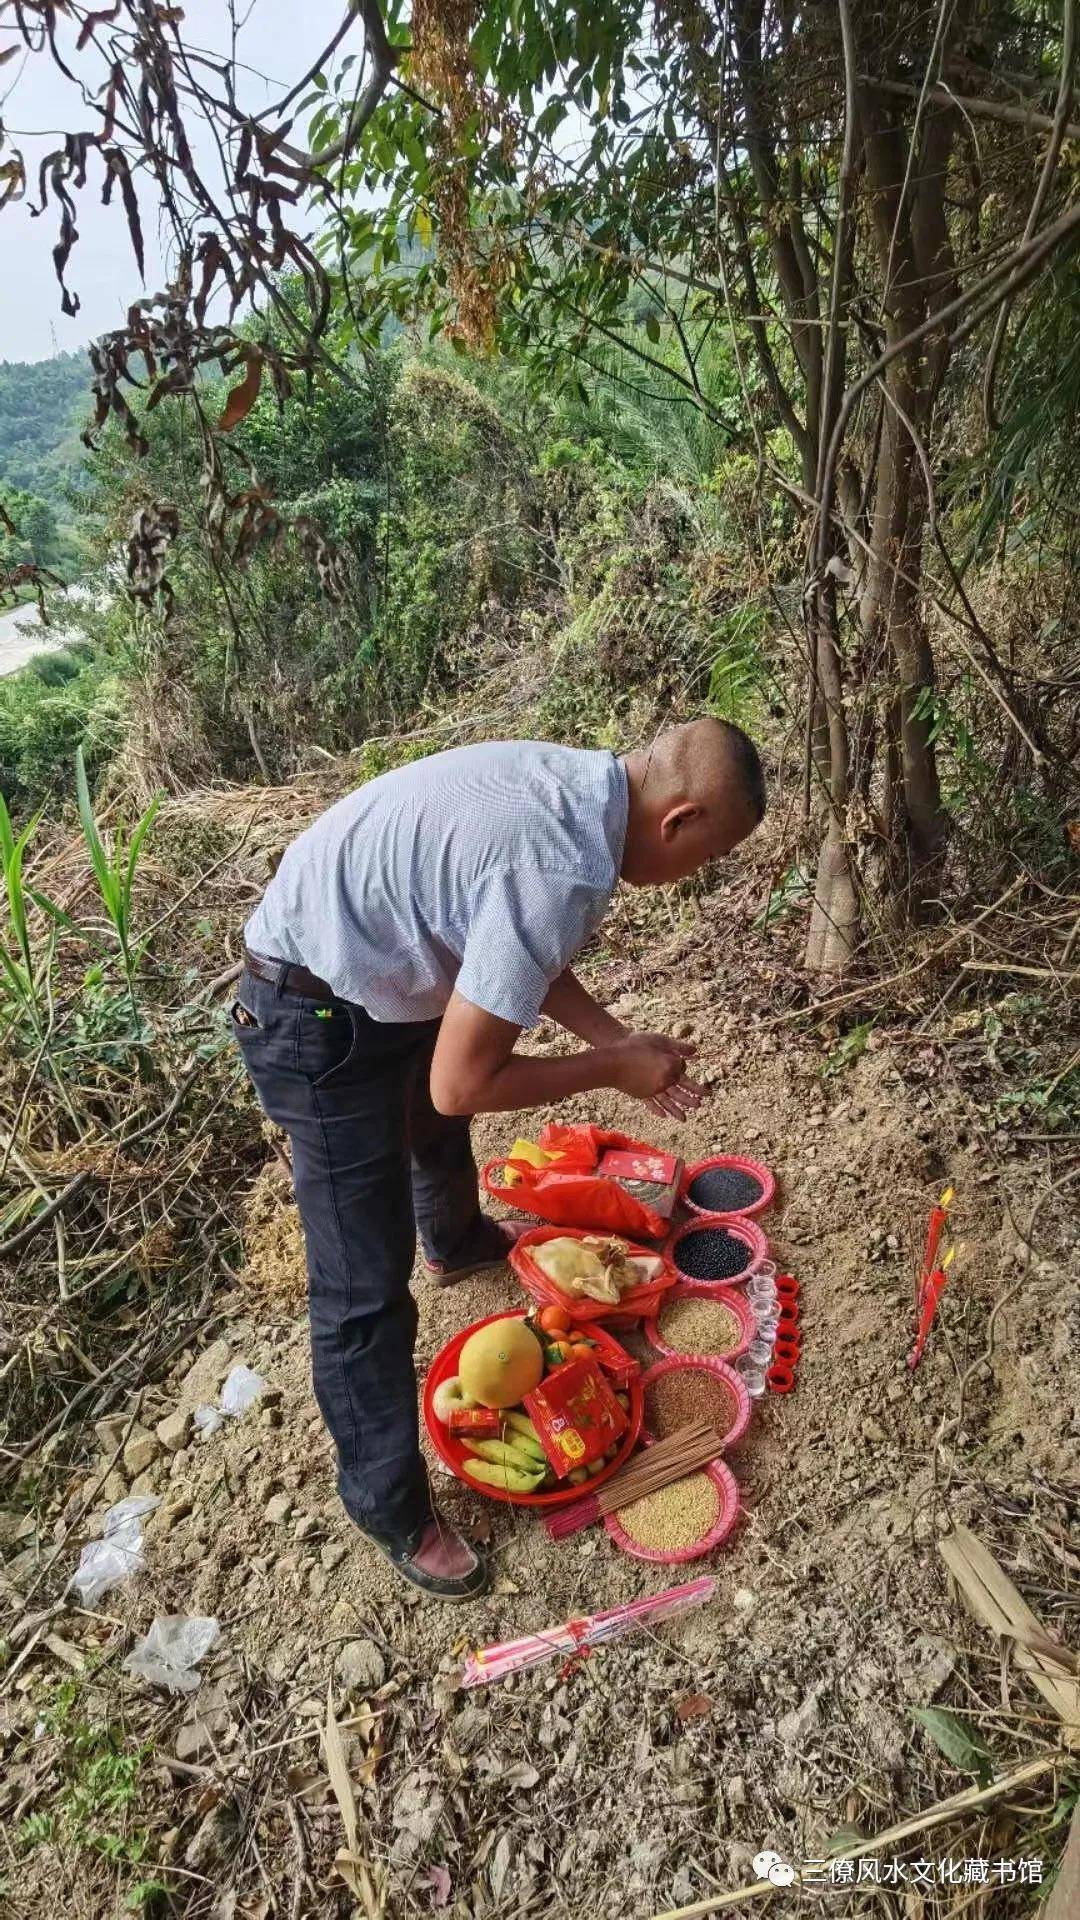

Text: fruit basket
xmin=509 ymin=1223 xmax=677 ymax=1326
xmin=680 ymin=1153 xmax=775 ymax=1219
xmin=422 ymin=1311 xmax=645 ymax=1508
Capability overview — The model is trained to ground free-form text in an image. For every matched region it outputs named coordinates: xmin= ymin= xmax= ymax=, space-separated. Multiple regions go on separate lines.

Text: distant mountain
xmin=0 ymin=351 xmax=90 ymax=511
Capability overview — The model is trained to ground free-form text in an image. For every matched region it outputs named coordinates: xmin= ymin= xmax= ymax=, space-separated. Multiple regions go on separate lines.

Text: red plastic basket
xmin=508 ymin=1224 xmax=677 ymax=1326
xmin=422 ymin=1310 xmax=644 ymax=1507
xmin=604 ymin=1435 xmax=741 ymax=1565
xmin=644 ymin=1282 xmax=755 ymax=1362
xmin=668 ymin=1214 xmax=769 ymax=1288
xmin=639 ymin=1353 xmax=753 ymax=1452
xmin=681 ymin=1153 xmax=775 ymax=1219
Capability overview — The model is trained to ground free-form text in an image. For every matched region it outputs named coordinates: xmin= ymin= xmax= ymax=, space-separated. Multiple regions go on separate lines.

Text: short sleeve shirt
xmin=244 ymin=740 xmax=628 ymax=1027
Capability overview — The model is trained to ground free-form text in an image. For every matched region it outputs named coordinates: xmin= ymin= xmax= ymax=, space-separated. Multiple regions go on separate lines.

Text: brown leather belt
xmin=243 ymin=947 xmax=335 ymax=1002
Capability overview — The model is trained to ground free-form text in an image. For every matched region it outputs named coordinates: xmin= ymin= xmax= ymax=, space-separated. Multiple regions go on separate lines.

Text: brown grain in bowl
xmin=644 ymin=1367 xmax=739 ymax=1441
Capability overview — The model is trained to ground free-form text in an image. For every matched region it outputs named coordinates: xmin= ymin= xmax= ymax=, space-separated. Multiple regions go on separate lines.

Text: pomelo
xmin=458 ymin=1318 xmax=544 ymax=1409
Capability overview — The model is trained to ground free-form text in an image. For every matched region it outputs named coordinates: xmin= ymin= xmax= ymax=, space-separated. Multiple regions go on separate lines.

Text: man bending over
xmin=233 ymin=718 xmax=765 ymax=1599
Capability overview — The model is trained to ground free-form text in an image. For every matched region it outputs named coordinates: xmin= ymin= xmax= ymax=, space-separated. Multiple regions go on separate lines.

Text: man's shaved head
xmin=640 ymin=718 xmax=765 ymax=822
xmin=620 ymin=717 xmax=766 ymax=886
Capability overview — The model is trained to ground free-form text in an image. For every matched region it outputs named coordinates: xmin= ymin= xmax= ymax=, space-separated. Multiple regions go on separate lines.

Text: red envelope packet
xmin=447 ymin=1406 xmax=502 ymax=1438
xmin=524 ymin=1358 xmax=628 ymax=1478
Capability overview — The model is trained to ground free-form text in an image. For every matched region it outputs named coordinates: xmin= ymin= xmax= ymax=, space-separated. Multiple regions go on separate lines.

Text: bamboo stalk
xmin=648 ymin=1752 xmax=1062 ymax=1920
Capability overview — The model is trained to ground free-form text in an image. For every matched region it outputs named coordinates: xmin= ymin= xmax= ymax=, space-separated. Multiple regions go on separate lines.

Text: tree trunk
xmin=858 ymin=89 xmax=957 ymax=901
xmin=804 ymin=572 xmax=859 ymax=972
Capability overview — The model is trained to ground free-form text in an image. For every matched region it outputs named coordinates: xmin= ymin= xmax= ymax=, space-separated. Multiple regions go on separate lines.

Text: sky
xmin=0 ymin=0 xmax=347 ymax=363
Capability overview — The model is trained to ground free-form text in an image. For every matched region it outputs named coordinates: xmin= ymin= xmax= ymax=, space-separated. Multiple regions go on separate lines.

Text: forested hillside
xmin=0 ymin=352 xmax=90 ymax=586
xmin=0 ymin=351 xmax=88 ymax=503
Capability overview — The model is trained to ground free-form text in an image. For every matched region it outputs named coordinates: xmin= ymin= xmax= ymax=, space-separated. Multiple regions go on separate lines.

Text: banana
xmin=501 ymin=1412 xmax=546 ymax=1460
xmin=462 ymin=1457 xmax=545 ymax=1494
xmin=463 ymin=1437 xmax=542 ymax=1472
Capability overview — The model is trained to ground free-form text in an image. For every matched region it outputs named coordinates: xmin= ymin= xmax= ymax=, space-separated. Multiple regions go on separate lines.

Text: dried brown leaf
xmin=78 ymin=3 xmax=121 ymax=50
xmin=219 ymin=349 xmax=263 ymax=432
xmin=676 ymin=1691 xmax=713 ymax=1722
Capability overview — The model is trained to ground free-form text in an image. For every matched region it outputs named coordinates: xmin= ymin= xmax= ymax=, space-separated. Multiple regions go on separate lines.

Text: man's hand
xmin=430 ymin=995 xmax=706 ymax=1120
xmin=609 ymin=1030 xmax=705 ymax=1120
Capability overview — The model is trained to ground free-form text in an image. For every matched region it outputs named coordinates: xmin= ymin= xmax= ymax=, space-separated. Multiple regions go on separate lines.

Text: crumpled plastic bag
xmin=193 ymin=1364 xmax=267 ymax=1439
xmin=122 ymin=1614 xmax=221 ymax=1693
xmin=67 ymin=1495 xmax=160 ymax=1606
xmin=220 ymin=1364 xmax=266 ymax=1416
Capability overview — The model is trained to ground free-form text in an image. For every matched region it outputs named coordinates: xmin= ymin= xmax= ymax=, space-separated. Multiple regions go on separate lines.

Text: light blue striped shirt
xmin=245 ymin=741 xmax=629 ymax=1027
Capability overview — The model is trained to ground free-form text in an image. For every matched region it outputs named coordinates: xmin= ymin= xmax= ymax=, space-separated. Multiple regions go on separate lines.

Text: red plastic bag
xmin=510 ymin=1225 xmax=675 ymax=1327
xmin=482 ymin=1126 xmax=675 ymax=1240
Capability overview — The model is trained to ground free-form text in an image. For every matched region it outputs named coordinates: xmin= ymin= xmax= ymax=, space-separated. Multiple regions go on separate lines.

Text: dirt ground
xmin=3 ymin=829 xmax=1078 ymax=1919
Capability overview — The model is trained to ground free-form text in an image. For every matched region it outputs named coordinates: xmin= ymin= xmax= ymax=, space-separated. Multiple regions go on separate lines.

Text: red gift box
xmin=524 ymin=1358 xmax=629 ymax=1478
xmin=597 ymin=1148 xmax=682 ymax=1219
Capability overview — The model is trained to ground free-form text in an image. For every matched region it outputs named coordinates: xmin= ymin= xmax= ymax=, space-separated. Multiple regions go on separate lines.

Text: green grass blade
xmin=122 ymin=792 xmax=161 ymax=920
xmin=75 ymin=744 xmax=122 ymax=926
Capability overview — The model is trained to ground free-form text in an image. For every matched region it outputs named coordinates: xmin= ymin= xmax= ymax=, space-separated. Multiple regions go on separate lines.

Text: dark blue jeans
xmin=230 ymin=967 xmax=482 ymax=1545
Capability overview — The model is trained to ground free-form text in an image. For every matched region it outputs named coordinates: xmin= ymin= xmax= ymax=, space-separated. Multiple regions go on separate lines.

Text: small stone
xmin=885 ymin=1380 xmax=904 ymax=1404
xmin=321 ymin=1541 xmax=347 ymax=1572
xmin=94 ymin=1414 xmax=129 ymax=1455
xmin=293 ymin=1514 xmax=319 ymax=1543
xmin=264 ymin=1493 xmax=293 ymax=1526
xmin=155 ymin=1408 xmax=192 ymax=1454
xmin=308 ymin=1565 xmax=328 ymax=1599
xmin=861 ymin=1418 xmax=887 ymax=1445
xmin=336 ymin=1639 xmax=386 ymax=1694
xmin=184 ymin=1802 xmax=237 ymax=1872
xmin=0 ymin=1509 xmax=29 ymax=1548
xmin=778 ymin=1686 xmax=823 ymax=1749
xmin=123 ymin=1425 xmax=161 ymax=1476
xmin=153 ymin=1496 xmax=193 ymax=1537
xmin=260 ymin=1406 xmax=283 ymax=1429
xmin=732 ymin=1588 xmax=756 ymax=1613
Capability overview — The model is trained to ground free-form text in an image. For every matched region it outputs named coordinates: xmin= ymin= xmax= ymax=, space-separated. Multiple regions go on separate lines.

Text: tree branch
xmin=866 ymin=75 xmax=1080 ymax=143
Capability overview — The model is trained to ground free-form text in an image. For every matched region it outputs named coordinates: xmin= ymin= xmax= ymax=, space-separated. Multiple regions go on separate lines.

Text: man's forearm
xmin=459 ymin=1043 xmax=623 ymax=1115
xmin=540 ymin=968 xmax=628 ymax=1048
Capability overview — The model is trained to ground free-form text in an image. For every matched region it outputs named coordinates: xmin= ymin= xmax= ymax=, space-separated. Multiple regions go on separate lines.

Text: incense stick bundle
xmin=545 ymin=1421 xmax=724 ymax=1540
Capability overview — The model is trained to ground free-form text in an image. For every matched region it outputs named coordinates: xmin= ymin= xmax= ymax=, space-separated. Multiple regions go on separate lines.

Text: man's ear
xmin=660 ymin=801 xmax=702 ymax=842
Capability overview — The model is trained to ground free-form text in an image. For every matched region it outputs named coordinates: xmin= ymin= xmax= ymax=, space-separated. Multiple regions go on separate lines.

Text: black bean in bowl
xmin=674 ymin=1225 xmax=753 ymax=1281
xmin=687 ymin=1165 xmax=764 ymax=1213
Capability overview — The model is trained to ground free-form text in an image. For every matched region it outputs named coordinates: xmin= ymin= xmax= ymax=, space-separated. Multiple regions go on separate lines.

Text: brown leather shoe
xmin=362 ymin=1515 xmax=489 ymax=1601
xmin=423 ymin=1217 xmax=530 ymax=1288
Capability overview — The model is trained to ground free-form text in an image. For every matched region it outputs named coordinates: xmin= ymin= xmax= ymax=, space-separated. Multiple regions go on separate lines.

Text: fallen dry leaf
xmin=676 ymin=1692 xmax=713 ymax=1723
xmin=285 ymin=1765 xmax=327 ymax=1807
xmin=421 ymin=1862 xmax=453 ymax=1909
xmin=324 ymin=1681 xmax=379 ymax=1918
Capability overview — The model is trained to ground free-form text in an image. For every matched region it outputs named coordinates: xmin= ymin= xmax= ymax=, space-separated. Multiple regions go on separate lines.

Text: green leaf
xmin=913 ymin=1708 xmax=994 ymax=1786
xmin=827 ymin=1822 xmax=869 ymax=1853
xmin=123 ymin=792 xmax=162 ymax=906
xmin=75 ymin=745 xmax=117 ymax=918
xmin=645 ymin=312 xmax=661 ymax=343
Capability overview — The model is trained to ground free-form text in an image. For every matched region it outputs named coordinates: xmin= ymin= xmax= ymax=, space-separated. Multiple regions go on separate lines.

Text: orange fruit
xmin=538 ymin=1305 xmax=572 ymax=1335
